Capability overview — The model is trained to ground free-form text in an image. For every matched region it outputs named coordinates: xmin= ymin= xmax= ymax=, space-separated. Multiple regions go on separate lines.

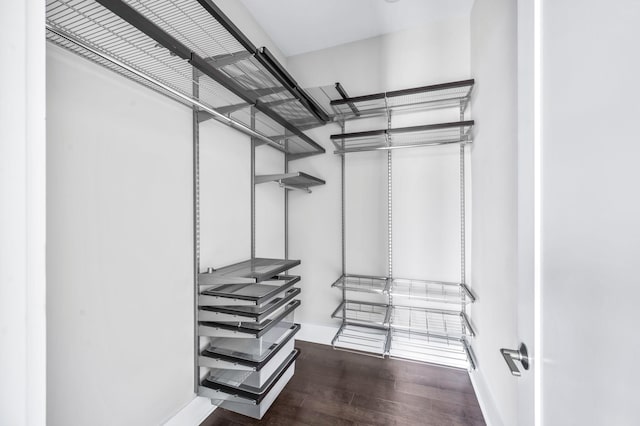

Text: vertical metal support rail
xmin=284 ymin=135 xmax=289 ymax=260
xmin=459 ymin=102 xmax=467 ymax=333
xmin=340 ymin=122 xmax=347 ymax=323
xmin=385 ymin=101 xmax=393 ymax=355
xmin=250 ymin=107 xmax=256 ymax=259
xmin=192 ymin=69 xmax=201 ymax=393
xmin=387 ymin=105 xmax=393 ymax=281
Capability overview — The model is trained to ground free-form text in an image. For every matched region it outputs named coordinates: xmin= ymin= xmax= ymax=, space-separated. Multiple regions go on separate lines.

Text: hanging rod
xmin=333 ymin=139 xmax=472 ymax=154
xmin=45 ymin=24 xmax=286 ymax=153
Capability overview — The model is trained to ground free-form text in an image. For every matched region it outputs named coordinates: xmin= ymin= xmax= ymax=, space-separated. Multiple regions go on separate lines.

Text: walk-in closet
xmin=3 ymin=0 xmax=639 ymax=425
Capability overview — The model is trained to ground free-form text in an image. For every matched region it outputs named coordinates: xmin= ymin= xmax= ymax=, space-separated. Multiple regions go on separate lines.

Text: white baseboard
xmin=163 ymin=396 xmax=215 ymax=426
xmin=296 ymin=322 xmax=339 ymax=346
xmin=469 ymin=369 xmax=504 ymax=426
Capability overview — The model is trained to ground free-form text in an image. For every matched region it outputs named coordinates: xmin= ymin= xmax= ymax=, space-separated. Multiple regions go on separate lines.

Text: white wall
xmin=214 ymin=0 xmax=287 ymax=65
xmin=287 ymin=20 xmax=471 ymax=331
xmin=0 ymin=1 xmax=46 ymax=425
xmin=47 ymin=42 xmax=287 ymax=426
xmin=541 ymin=1 xmax=640 ymax=424
xmin=469 ymin=0 xmax=519 ymax=425
xmin=47 ymin=45 xmax=195 ymax=426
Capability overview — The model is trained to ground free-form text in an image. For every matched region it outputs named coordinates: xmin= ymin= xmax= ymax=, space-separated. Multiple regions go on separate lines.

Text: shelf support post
xmin=251 ymin=107 xmax=256 ymax=260
xmin=341 ymin=121 xmax=347 ymax=325
xmin=284 ymin=132 xmax=290 ymax=260
xmin=192 ymin=67 xmax=201 ymax=393
xmin=459 ymin=101 xmax=467 ymax=334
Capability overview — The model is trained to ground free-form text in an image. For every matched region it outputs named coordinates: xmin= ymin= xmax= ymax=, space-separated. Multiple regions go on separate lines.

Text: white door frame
xmin=517 ymin=0 xmax=541 ymax=425
xmin=0 ymin=1 xmax=47 ymax=425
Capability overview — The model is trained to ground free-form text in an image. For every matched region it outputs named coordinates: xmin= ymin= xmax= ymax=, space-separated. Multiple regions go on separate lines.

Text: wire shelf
xmin=46 ymin=0 xmax=326 ymax=157
xmin=255 ymin=172 xmax=325 ymax=193
xmin=330 ymin=79 xmax=474 ymax=121
xmin=331 ymin=274 xmax=390 ymax=294
xmin=388 ymin=329 xmax=469 ymax=369
xmin=331 ymin=274 xmax=474 ymax=304
xmin=199 ymin=258 xmax=300 ymax=286
xmin=331 ymin=301 xmax=390 ymax=327
xmin=331 ymin=324 xmax=389 ymax=357
xmin=390 ymin=279 xmax=475 ymax=304
xmin=331 ymin=121 xmax=474 ymax=153
xmin=390 ymin=306 xmax=474 ymax=340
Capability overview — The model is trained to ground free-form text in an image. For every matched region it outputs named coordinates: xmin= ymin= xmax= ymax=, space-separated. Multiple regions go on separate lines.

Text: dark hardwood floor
xmin=201 ymin=340 xmax=485 ymax=426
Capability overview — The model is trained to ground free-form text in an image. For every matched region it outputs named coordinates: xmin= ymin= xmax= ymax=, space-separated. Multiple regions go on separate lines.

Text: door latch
xmin=500 ymin=343 xmax=529 ymax=376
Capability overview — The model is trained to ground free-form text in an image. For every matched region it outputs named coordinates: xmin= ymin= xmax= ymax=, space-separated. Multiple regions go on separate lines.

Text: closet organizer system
xmin=46 ymin=0 xmax=328 ymax=419
xmin=316 ymin=80 xmax=478 ymax=369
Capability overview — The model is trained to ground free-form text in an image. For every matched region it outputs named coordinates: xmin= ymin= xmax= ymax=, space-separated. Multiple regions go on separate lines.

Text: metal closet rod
xmin=45 ymin=25 xmax=286 ymax=153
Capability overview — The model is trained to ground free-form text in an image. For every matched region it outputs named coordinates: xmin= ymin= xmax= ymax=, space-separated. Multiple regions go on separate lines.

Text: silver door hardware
xmin=500 ymin=343 xmax=529 ymax=376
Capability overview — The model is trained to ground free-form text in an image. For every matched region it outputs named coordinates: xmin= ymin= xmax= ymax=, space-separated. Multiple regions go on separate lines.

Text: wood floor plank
xmin=200 ymin=340 xmax=486 ymax=426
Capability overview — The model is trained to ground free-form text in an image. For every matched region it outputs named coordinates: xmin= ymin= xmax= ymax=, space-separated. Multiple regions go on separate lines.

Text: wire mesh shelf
xmin=330 ymin=79 xmax=474 ymax=121
xmin=388 ymin=329 xmax=469 ymax=369
xmin=199 ymin=258 xmax=300 ymax=286
xmin=255 ymin=172 xmax=325 ymax=193
xmin=331 ymin=121 xmax=474 ymax=153
xmin=390 ymin=279 xmax=475 ymax=304
xmin=46 ymin=0 xmax=327 ymax=158
xmin=331 ymin=301 xmax=390 ymax=327
xmin=331 ymin=274 xmax=390 ymax=294
xmin=331 ymin=323 xmax=390 ymax=357
xmin=390 ymin=306 xmax=474 ymax=340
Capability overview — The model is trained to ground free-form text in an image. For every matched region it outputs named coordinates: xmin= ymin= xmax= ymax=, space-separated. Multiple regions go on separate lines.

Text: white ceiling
xmin=239 ymin=0 xmax=474 ymax=57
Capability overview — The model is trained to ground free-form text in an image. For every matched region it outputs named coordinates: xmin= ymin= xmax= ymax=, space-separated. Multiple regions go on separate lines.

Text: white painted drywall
xmin=47 ymin=45 xmax=195 ymax=426
xmin=287 ymin=20 xmax=471 ymax=332
xmin=239 ymin=0 xmax=474 ymax=57
xmin=47 ymin=42 xmax=287 ymax=426
xmin=214 ymin=0 xmax=288 ymax=65
xmin=0 ymin=1 xmax=46 ymax=425
xmin=469 ymin=0 xmax=519 ymax=425
xmin=541 ymin=1 xmax=640 ymax=424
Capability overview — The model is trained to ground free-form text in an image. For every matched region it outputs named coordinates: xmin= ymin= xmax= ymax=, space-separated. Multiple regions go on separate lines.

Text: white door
xmin=514 ymin=1 xmax=640 ymax=425
xmin=537 ymin=0 xmax=640 ymax=425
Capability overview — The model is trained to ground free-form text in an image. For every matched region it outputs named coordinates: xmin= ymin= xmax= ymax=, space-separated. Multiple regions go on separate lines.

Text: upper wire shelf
xmin=46 ymin=0 xmax=328 ymax=159
xmin=331 ymin=274 xmax=474 ymax=304
xmin=255 ymin=172 xmax=325 ymax=193
xmin=329 ymin=79 xmax=474 ymax=121
xmin=331 ymin=121 xmax=474 ymax=153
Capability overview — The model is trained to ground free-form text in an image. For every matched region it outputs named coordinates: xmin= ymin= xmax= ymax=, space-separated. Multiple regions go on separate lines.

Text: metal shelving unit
xmin=329 ymin=79 xmax=478 ymax=370
xmin=46 ymin=1 xmax=330 ymax=420
xmin=46 ymin=0 xmax=328 ymax=159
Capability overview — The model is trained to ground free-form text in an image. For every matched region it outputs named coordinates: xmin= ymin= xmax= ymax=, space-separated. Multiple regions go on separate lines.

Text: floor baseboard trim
xmin=296 ymin=322 xmax=339 ymax=346
xmin=163 ymin=396 xmax=215 ymax=426
xmin=469 ymin=369 xmax=504 ymax=426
